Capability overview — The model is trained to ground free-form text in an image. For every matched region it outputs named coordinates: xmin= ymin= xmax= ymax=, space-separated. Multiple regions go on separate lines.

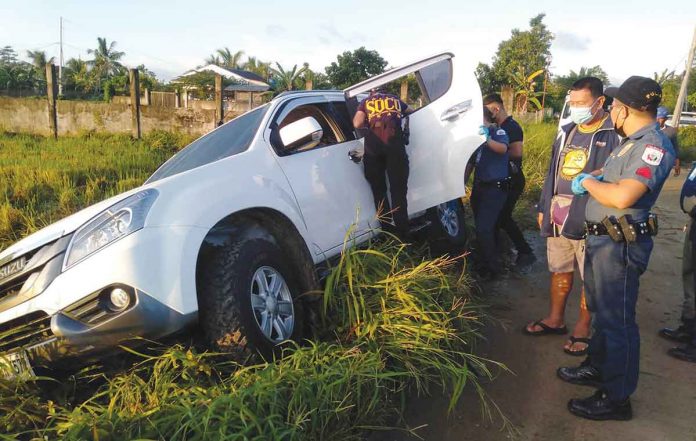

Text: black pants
xmin=363 ymin=130 xmax=409 ymax=236
xmin=471 ymin=182 xmax=508 ymax=272
xmin=497 ymin=167 xmax=533 ymax=254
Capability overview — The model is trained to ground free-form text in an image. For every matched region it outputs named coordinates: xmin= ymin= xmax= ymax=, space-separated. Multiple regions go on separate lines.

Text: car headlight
xmin=63 ymin=189 xmax=159 ymax=270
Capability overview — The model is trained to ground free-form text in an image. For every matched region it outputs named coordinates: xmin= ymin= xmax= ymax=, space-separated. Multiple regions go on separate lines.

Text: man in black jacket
xmin=524 ymin=78 xmax=620 ymax=357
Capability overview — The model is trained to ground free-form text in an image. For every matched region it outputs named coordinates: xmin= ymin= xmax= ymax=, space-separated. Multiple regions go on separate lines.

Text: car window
xmin=274 ymin=103 xmax=345 ymax=155
xmin=329 ymin=101 xmax=357 ymax=141
xmin=417 ymin=59 xmax=452 ymax=103
xmin=146 ymin=105 xmax=268 ymax=183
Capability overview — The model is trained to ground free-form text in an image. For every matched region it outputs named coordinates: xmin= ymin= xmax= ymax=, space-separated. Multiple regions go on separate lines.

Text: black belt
xmin=476 ymin=177 xmax=511 ymax=189
xmin=585 ymin=216 xmax=656 ymax=243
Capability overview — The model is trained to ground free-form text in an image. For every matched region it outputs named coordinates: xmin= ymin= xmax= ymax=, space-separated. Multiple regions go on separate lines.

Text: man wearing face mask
xmin=558 ymin=76 xmax=675 ymax=421
xmin=526 ymin=78 xmax=620 ymax=357
xmin=484 ymin=94 xmax=536 ymax=271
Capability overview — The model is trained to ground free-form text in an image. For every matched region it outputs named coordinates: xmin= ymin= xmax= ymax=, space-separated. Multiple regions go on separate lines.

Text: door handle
xmin=349 ymin=149 xmax=363 ymax=163
xmin=440 ymin=100 xmax=472 ymax=121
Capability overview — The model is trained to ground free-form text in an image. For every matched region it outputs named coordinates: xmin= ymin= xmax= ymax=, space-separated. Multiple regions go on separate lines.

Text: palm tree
xmin=87 ymin=37 xmax=125 ymax=81
xmin=271 ymin=63 xmax=307 ymax=92
xmin=205 ymin=54 xmax=221 ymax=66
xmin=26 ymin=50 xmax=55 ymax=70
xmin=244 ymin=56 xmax=271 ymax=80
xmin=210 ymin=47 xmax=244 ymax=69
xmin=64 ymin=58 xmax=94 ymax=95
xmin=653 ymin=69 xmax=675 ymax=86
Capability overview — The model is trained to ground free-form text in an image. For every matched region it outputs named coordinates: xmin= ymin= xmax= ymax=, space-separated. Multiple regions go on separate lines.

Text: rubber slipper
xmin=564 ymin=336 xmax=590 ymax=356
xmin=522 ymin=320 xmax=568 ymax=336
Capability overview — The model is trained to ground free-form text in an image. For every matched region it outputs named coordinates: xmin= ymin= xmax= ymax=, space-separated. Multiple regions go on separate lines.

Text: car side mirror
xmin=278 ymin=117 xmax=323 ymax=152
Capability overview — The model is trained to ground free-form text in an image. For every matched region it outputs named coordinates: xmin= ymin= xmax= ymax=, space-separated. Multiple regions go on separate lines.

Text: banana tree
xmin=509 ymin=67 xmax=545 ymax=113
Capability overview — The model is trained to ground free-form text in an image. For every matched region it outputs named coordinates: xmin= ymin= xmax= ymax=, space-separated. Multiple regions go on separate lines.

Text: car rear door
xmin=344 ymin=52 xmax=482 ymax=214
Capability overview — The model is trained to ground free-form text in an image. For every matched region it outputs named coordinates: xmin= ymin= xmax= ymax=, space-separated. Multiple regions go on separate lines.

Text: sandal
xmin=564 ymin=336 xmax=590 ymax=356
xmin=522 ymin=320 xmax=568 ymax=336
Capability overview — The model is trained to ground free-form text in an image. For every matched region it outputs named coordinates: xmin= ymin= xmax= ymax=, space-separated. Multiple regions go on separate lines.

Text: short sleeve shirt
xmin=474 ymin=126 xmax=510 ymax=182
xmin=357 ymin=93 xmax=408 ymax=128
xmin=661 ymin=125 xmax=679 ymax=158
xmin=585 ymin=123 xmax=676 ymax=223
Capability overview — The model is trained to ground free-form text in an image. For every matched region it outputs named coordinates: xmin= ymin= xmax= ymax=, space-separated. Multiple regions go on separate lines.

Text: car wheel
xmin=427 ymin=198 xmax=467 ymax=247
xmin=197 ymin=234 xmax=305 ymax=358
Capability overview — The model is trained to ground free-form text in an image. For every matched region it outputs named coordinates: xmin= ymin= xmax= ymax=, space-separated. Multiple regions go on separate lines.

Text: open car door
xmin=344 ymin=52 xmax=482 ymax=214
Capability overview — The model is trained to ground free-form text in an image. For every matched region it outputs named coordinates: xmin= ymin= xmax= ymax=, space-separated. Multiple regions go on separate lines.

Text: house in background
xmin=177 ymin=64 xmax=271 ymax=115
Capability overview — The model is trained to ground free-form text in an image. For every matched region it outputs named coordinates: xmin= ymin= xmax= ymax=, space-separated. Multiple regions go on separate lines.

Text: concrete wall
xmin=0 ymin=97 xmax=51 ymax=135
xmin=0 ymin=96 xmax=220 ymax=136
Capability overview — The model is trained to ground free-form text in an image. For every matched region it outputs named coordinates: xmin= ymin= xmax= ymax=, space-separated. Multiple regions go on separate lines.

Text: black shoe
xmin=568 ymin=390 xmax=632 ymax=421
xmin=667 ymin=344 xmax=696 ymax=363
xmin=659 ymin=325 xmax=694 ymax=344
xmin=557 ymin=364 xmax=602 ymax=388
xmin=514 ymin=252 xmax=536 ymax=274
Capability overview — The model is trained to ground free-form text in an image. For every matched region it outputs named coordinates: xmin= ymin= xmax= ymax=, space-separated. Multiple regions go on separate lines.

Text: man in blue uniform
xmin=353 ymin=89 xmax=414 ymax=238
xmin=470 ymin=106 xmax=511 ymax=279
xmin=662 ymin=162 xmax=696 ymax=363
xmin=557 ymin=76 xmax=675 ymax=421
xmin=484 ymin=94 xmax=536 ymax=271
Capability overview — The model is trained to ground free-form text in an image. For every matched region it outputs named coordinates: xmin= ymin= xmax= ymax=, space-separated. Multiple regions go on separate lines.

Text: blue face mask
xmin=569 ymin=98 xmax=599 ymax=125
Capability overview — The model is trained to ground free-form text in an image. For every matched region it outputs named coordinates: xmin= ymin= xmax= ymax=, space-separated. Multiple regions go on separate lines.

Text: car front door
xmin=268 ymin=96 xmax=377 ymax=256
xmin=344 ymin=52 xmax=482 ymax=214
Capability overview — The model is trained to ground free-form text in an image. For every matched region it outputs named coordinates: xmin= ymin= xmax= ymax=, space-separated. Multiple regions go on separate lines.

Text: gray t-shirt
xmin=661 ymin=124 xmax=679 ymax=158
xmin=585 ymin=123 xmax=675 ymax=223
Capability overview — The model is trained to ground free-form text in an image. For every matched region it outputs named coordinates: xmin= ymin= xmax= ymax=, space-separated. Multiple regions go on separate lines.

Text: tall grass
xmin=0 ymin=130 xmax=193 ymax=250
xmin=0 ymin=238 xmax=502 ymax=440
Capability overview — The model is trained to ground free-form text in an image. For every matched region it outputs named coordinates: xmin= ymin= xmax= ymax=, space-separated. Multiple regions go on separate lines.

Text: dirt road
xmin=382 ymin=173 xmax=696 ymax=441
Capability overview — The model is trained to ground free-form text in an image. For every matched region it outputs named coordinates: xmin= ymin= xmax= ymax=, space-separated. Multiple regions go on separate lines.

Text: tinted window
xmin=147 ymin=105 xmax=268 ymax=183
xmin=418 ymin=59 xmax=452 ymax=102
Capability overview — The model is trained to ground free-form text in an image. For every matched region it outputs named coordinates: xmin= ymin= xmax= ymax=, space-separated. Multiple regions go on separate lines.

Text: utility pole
xmin=58 ymin=16 xmax=64 ymax=97
xmin=672 ymin=26 xmax=696 ymax=128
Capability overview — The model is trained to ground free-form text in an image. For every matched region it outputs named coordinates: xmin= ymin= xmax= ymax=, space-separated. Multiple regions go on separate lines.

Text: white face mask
xmin=569 ymin=97 xmax=600 ymax=125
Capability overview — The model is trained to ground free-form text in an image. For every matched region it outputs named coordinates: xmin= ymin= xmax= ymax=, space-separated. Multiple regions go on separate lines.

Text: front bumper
xmin=0 ymin=225 xmax=206 ymax=366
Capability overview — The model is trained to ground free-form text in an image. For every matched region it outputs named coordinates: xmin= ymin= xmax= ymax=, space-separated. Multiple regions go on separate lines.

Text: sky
xmin=0 ymin=0 xmax=694 ymax=85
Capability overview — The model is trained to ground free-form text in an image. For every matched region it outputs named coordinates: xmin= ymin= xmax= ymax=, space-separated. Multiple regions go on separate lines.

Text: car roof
xmin=275 ymin=90 xmax=344 ymax=99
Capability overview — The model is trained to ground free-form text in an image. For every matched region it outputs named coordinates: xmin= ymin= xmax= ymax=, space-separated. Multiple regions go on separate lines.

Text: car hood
xmin=0 ymin=187 xmax=142 ymax=263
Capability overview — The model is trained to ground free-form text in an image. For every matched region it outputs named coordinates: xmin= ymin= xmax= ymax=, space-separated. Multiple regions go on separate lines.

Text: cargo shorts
xmin=546 ymin=236 xmax=585 ymax=278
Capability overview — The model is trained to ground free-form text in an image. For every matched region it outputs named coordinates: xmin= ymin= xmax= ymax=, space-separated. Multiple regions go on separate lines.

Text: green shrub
xmin=677 ymin=126 xmax=696 ymax=163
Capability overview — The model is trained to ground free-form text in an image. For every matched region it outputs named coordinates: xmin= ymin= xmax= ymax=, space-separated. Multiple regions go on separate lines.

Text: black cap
xmin=604 ymin=76 xmax=662 ymax=112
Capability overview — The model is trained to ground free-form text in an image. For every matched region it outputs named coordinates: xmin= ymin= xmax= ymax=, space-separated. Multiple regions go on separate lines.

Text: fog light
xmin=109 ymin=288 xmax=130 ymax=312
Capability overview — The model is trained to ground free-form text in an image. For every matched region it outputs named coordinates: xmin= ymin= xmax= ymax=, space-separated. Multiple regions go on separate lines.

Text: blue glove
xmin=571 ymin=173 xmax=595 ymax=195
xmin=478 ymin=125 xmax=490 ymax=139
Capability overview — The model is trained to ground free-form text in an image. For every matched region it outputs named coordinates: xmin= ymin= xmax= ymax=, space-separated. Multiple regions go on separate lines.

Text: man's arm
xmin=582 ymin=178 xmax=649 ymax=209
xmin=353 ymin=110 xmax=367 ymax=129
xmin=508 ymin=140 xmax=523 ymax=159
xmin=486 ymin=138 xmax=508 ymax=154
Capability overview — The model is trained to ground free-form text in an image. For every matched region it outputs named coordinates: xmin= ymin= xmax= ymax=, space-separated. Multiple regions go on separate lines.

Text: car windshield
xmin=146 ymin=104 xmax=269 ymax=183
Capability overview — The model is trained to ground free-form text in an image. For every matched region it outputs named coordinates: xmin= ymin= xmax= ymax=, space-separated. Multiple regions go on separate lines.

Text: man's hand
xmin=571 ymin=173 xmax=595 ymax=195
xmin=537 ymin=212 xmax=543 ymax=229
xmin=478 ymin=125 xmax=490 ymax=139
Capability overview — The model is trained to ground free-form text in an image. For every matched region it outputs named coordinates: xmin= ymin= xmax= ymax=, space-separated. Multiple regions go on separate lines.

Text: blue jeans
xmin=584 ymin=235 xmax=653 ymax=401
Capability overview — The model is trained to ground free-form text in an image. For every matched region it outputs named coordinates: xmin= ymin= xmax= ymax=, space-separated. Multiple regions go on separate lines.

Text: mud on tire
xmin=197 ymin=232 xmax=305 ymax=359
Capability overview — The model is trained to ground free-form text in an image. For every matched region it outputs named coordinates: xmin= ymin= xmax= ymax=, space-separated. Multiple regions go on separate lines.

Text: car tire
xmin=426 ymin=198 xmax=468 ymax=248
xmin=197 ymin=233 xmax=305 ymax=359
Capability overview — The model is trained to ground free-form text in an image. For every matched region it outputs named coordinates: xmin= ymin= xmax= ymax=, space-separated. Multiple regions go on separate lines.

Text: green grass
xmin=0 ymin=238 xmax=503 ymax=440
xmin=0 ymin=130 xmax=194 ymax=250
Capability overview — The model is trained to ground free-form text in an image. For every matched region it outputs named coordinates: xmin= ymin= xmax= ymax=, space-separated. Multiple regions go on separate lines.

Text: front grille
xmin=0 ymin=273 xmax=31 ymax=303
xmin=0 ymin=311 xmax=54 ymax=353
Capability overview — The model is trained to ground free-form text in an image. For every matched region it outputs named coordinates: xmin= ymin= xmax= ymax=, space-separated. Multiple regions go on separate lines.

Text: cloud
xmin=554 ymin=31 xmax=590 ymax=51
xmin=266 ymin=24 xmax=287 ymax=38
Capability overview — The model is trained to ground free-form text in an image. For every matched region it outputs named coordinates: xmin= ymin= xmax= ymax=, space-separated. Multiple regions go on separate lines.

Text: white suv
xmin=0 ymin=52 xmax=481 ymax=375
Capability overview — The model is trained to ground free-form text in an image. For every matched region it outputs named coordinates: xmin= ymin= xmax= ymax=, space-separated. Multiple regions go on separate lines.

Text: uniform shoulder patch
xmin=636 ymin=166 xmax=652 ymax=179
xmin=496 ymin=129 xmax=506 ymax=136
xmin=641 ymin=144 xmax=664 ymax=166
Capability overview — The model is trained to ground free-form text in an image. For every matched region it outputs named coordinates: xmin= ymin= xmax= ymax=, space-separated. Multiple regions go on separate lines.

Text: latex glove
xmin=571 ymin=173 xmax=595 ymax=195
xmin=478 ymin=125 xmax=490 ymax=139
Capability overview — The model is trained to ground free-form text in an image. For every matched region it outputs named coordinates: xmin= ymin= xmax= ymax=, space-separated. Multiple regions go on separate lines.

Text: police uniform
xmin=357 ymin=92 xmax=410 ymax=236
xmin=471 ymin=125 xmax=510 ymax=275
xmin=663 ymin=163 xmax=696 ymax=362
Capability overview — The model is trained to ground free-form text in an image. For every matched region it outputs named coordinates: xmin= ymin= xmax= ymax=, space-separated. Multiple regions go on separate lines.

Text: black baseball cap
xmin=604 ymin=76 xmax=662 ymax=111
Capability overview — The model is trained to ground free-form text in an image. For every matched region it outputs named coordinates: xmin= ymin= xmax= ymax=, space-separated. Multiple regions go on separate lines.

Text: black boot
xmin=659 ymin=323 xmax=694 ymax=344
xmin=667 ymin=343 xmax=696 ymax=363
xmin=557 ymin=364 xmax=602 ymax=388
xmin=568 ymin=390 xmax=632 ymax=421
